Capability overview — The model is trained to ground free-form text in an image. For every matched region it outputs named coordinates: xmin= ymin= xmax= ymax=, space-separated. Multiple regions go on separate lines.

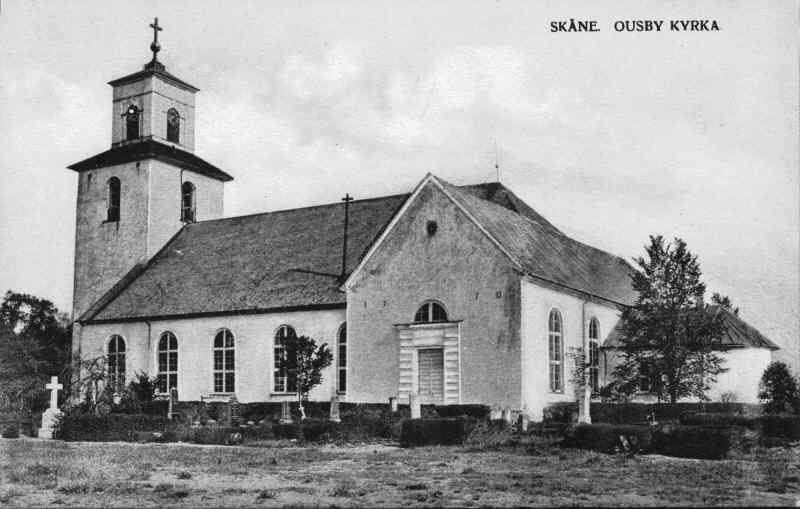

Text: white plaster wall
xmin=80 ymin=308 xmax=345 ymax=403
xmin=707 ymin=348 xmax=773 ymax=403
xmin=520 ymin=279 xmax=621 ymax=421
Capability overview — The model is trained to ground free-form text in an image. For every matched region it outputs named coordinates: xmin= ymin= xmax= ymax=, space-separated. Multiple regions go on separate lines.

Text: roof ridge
xmin=191 ymin=192 xmax=412 ymax=226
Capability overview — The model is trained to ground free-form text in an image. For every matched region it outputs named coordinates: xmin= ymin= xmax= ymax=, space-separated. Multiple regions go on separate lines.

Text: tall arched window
xmin=125 ymin=105 xmax=140 ymax=140
xmin=337 ymin=323 xmax=347 ymax=393
xmin=181 ymin=181 xmax=196 ymax=222
xmin=274 ymin=325 xmax=297 ymax=393
xmin=107 ymin=177 xmax=121 ymax=222
xmin=588 ymin=318 xmax=600 ymax=394
xmin=107 ymin=335 xmax=126 ymax=393
xmin=166 ymin=108 xmax=180 ymax=143
xmin=213 ymin=329 xmax=235 ymax=393
xmin=548 ymin=310 xmax=563 ymax=392
xmin=157 ymin=331 xmax=178 ymax=394
xmin=413 ymin=301 xmax=448 ymax=323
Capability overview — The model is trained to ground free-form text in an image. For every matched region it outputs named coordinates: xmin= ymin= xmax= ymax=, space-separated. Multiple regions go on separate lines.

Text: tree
xmin=613 ymin=236 xmax=729 ymax=403
xmin=759 ymin=361 xmax=798 ymax=413
xmin=282 ymin=335 xmax=333 ymax=420
xmin=0 ymin=291 xmax=71 ymax=411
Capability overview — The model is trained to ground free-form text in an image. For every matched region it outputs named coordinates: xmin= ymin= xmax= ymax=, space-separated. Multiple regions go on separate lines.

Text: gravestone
xmin=409 ymin=392 xmax=421 ymax=419
xmin=329 ymin=394 xmax=341 ymax=423
xmin=501 ymin=407 xmax=513 ymax=425
xmin=489 ymin=405 xmax=502 ymax=420
xmin=167 ymin=387 xmax=178 ymax=420
xmin=279 ymin=400 xmax=292 ymax=424
xmin=38 ymin=376 xmax=63 ymax=439
xmin=227 ymin=396 xmax=241 ymax=427
xmin=389 ymin=396 xmax=398 ymax=413
xmin=519 ymin=413 xmax=530 ymax=433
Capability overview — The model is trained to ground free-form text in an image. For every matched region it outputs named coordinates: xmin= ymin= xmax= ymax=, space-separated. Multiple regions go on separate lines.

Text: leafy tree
xmin=759 ymin=361 xmax=798 ymax=413
xmin=0 ymin=291 xmax=71 ymax=411
xmin=282 ymin=335 xmax=333 ymax=420
xmin=613 ymin=236 xmax=728 ymax=403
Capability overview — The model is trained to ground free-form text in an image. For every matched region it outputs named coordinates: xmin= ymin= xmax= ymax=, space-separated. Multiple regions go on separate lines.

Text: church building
xmin=68 ymin=22 xmax=777 ymax=421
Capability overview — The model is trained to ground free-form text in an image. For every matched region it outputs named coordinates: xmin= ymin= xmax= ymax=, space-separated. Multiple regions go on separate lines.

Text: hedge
xmin=56 ymin=413 xmax=167 ymax=442
xmin=544 ymin=402 xmax=763 ymax=424
xmin=650 ymin=425 xmax=744 ymax=460
xmin=399 ymin=417 xmax=477 ymax=447
xmin=681 ymin=413 xmax=800 ymax=442
xmin=562 ymin=423 xmax=652 ymax=454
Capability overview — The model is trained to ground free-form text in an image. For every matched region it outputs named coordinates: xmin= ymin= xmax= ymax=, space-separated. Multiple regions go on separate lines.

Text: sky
xmin=0 ymin=1 xmax=797 ymax=369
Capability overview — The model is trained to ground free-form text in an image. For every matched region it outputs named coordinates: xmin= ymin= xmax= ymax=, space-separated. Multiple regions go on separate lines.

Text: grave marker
xmin=38 ymin=376 xmax=63 ymax=439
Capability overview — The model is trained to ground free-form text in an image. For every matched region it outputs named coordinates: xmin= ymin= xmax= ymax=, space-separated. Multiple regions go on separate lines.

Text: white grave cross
xmin=46 ymin=376 xmax=62 ymax=411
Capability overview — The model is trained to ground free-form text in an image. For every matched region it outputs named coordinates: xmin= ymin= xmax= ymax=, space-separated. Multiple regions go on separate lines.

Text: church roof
xmin=67 ymin=139 xmax=233 ymax=182
xmin=438 ymin=179 xmax=637 ymax=306
xmin=602 ymin=306 xmax=780 ymax=350
xmin=81 ymin=179 xmax=637 ymax=324
xmin=108 ymin=61 xmax=199 ymax=92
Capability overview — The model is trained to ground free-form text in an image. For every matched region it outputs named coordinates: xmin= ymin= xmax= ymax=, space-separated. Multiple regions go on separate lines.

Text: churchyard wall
xmin=520 ymin=279 xmax=622 ymax=421
xmin=78 ymin=307 xmax=345 ymax=403
xmin=346 ymin=181 xmax=522 ymax=408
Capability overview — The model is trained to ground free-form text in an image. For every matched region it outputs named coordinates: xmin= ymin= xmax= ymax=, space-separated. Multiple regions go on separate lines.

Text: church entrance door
xmin=417 ymin=348 xmax=444 ymax=404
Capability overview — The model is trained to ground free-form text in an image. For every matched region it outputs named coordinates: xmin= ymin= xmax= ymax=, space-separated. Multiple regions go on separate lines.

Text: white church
xmin=68 ymin=22 xmax=778 ymax=420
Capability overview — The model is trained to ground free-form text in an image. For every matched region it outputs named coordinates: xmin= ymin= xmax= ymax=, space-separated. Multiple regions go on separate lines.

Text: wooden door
xmin=418 ymin=348 xmax=444 ymax=404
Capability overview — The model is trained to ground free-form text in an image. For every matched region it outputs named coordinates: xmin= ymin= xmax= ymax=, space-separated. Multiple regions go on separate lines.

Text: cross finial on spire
xmin=149 ymin=17 xmax=163 ymax=62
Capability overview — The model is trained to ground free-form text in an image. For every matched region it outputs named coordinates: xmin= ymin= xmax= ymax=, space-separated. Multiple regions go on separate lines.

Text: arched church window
xmin=413 ymin=301 xmax=448 ymax=323
xmin=157 ymin=331 xmax=178 ymax=394
xmin=107 ymin=335 xmax=126 ymax=393
xmin=167 ymin=108 xmax=180 ymax=143
xmin=124 ymin=105 xmax=140 ymax=141
xmin=274 ymin=325 xmax=297 ymax=393
xmin=337 ymin=323 xmax=347 ymax=393
xmin=107 ymin=177 xmax=121 ymax=222
xmin=548 ymin=309 xmax=563 ymax=392
xmin=213 ymin=329 xmax=235 ymax=393
xmin=181 ymin=181 xmax=196 ymax=222
xmin=588 ymin=317 xmax=600 ymax=394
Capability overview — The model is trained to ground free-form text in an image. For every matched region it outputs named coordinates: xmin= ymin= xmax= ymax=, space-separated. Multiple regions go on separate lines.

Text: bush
xmin=562 ymin=423 xmax=651 ymax=454
xmin=435 ymin=404 xmax=491 ymax=419
xmin=759 ymin=362 xmax=799 ymax=414
xmin=463 ymin=419 xmax=515 ymax=450
xmin=56 ymin=412 xmax=166 ymax=441
xmin=399 ymin=417 xmax=477 ymax=447
xmin=2 ymin=424 xmax=20 ymax=439
xmin=544 ymin=402 xmax=763 ymax=425
xmin=650 ymin=424 xmax=742 ymax=460
xmin=759 ymin=414 xmax=800 ymax=441
xmin=182 ymin=426 xmax=241 ymax=445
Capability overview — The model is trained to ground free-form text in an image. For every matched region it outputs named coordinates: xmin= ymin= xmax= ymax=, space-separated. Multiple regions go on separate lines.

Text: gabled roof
xmin=602 ymin=306 xmax=780 ymax=350
xmin=438 ymin=179 xmax=637 ymax=305
xmin=81 ymin=177 xmax=637 ymax=323
xmin=67 ymin=139 xmax=233 ymax=182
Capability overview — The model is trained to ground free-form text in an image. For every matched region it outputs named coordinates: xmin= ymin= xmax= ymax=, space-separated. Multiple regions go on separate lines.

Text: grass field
xmin=0 ymin=438 xmax=798 ymax=507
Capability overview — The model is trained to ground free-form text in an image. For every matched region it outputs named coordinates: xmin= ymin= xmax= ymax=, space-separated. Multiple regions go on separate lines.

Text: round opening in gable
xmin=426 ymin=220 xmax=438 ymax=236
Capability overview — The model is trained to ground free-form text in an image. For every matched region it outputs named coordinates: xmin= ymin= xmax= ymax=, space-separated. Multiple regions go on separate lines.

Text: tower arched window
xmin=107 ymin=177 xmax=121 ymax=222
xmin=107 ymin=335 xmax=126 ymax=393
xmin=274 ymin=325 xmax=297 ymax=393
xmin=166 ymin=108 xmax=180 ymax=143
xmin=181 ymin=181 xmax=196 ymax=222
xmin=337 ymin=323 xmax=347 ymax=393
xmin=548 ymin=310 xmax=563 ymax=393
xmin=588 ymin=318 xmax=600 ymax=394
xmin=213 ymin=329 xmax=235 ymax=393
xmin=413 ymin=301 xmax=448 ymax=323
xmin=124 ymin=105 xmax=140 ymax=141
xmin=157 ymin=331 xmax=178 ymax=394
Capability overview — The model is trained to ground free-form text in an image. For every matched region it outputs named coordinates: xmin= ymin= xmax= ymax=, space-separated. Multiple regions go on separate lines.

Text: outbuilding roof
xmin=602 ymin=305 xmax=780 ymax=350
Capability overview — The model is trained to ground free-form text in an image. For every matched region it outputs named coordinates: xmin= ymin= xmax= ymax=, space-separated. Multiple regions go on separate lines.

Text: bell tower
xmin=68 ymin=18 xmax=233 ymax=322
